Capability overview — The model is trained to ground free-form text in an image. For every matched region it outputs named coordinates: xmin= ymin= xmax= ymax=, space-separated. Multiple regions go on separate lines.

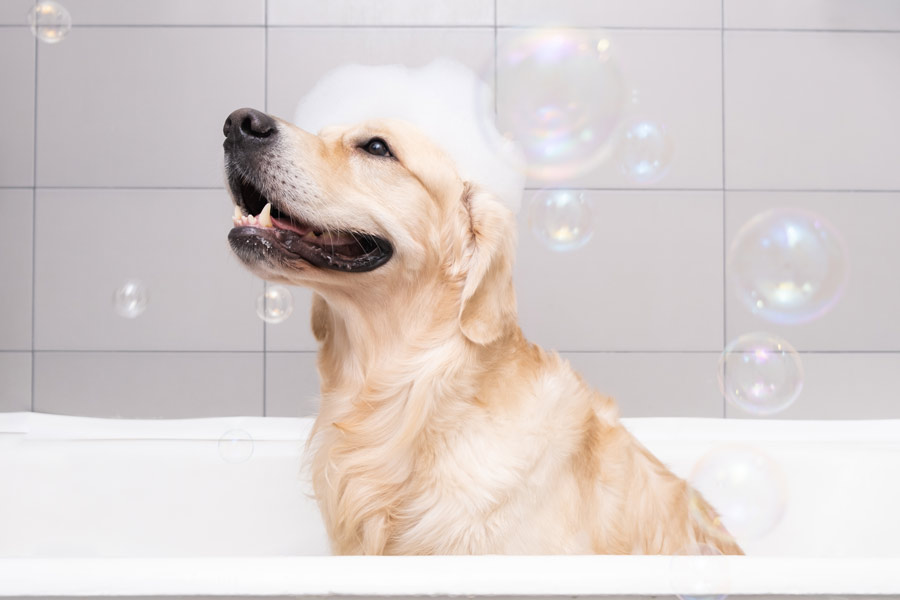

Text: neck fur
xmin=307 ymin=276 xmax=518 ymax=554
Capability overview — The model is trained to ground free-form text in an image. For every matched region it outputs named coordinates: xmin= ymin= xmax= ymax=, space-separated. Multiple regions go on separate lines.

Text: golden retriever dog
xmin=222 ymin=106 xmax=742 ymax=557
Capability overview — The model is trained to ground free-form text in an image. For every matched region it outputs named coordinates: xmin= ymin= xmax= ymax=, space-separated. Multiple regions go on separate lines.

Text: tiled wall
xmin=1 ymin=0 xmax=898 ymax=419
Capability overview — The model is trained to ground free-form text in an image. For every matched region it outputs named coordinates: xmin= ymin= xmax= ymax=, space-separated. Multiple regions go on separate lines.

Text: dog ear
xmin=458 ymin=185 xmax=518 ymax=345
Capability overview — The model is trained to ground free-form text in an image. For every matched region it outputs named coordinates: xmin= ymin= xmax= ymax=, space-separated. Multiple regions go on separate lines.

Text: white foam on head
xmin=293 ymin=59 xmax=525 ymax=213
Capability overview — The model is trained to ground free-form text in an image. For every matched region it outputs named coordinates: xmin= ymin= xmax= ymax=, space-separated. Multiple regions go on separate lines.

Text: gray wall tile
xmin=0 ymin=190 xmax=33 ymax=350
xmin=269 ymin=0 xmax=493 ymax=26
xmin=0 ymin=29 xmax=34 ymax=187
xmin=0 ymin=352 xmax=31 ymax=412
xmin=265 ymin=352 xmax=319 ymax=417
xmin=33 ymin=189 xmax=263 ymax=351
xmin=725 ymin=0 xmax=900 ymax=31
xmin=726 ymin=191 xmax=900 ymax=351
xmin=516 ymin=190 xmax=723 ymax=351
xmin=265 ymin=286 xmax=318 ymax=352
xmin=0 ymin=1 xmax=34 ymax=25
xmin=562 ymin=352 xmax=724 ymax=418
xmin=33 ymin=351 xmax=263 ymax=418
xmin=267 ymin=27 xmax=494 ymax=124
xmin=497 ymin=0 xmax=722 ymax=28
xmin=495 ymin=29 xmax=723 ymax=190
xmin=36 ymin=27 xmax=264 ymax=187
xmin=57 ymin=0 xmax=265 ymax=25
xmin=725 ymin=31 xmax=900 ymax=190
xmin=725 ymin=352 xmax=900 ymax=419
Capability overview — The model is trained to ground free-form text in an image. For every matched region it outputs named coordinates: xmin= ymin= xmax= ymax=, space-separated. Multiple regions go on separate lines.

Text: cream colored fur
xmin=233 ymin=116 xmax=743 ymax=556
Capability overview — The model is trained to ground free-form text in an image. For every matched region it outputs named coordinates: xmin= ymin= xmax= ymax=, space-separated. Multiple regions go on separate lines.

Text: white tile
xmin=265 ymin=352 xmax=319 ymax=417
xmin=495 ymin=29 xmax=722 ymax=190
xmin=725 ymin=0 xmax=900 ymax=31
xmin=36 ymin=27 xmax=264 ymax=187
xmin=516 ymin=190 xmax=723 ymax=352
xmin=0 ymin=353 xmax=31 ymax=412
xmin=725 ymin=31 xmax=900 ymax=190
xmin=0 ymin=190 xmax=32 ymax=350
xmin=0 ymin=29 xmax=34 ymax=186
xmin=57 ymin=0 xmax=264 ymax=25
xmin=726 ymin=352 xmax=900 ymax=419
xmin=33 ymin=189 xmax=263 ymax=351
xmin=33 ymin=352 xmax=263 ymax=418
xmin=726 ymin=191 xmax=900 ymax=351
xmin=562 ymin=352 xmax=724 ymax=417
xmin=497 ymin=0 xmax=721 ymax=28
xmin=0 ymin=0 xmax=34 ymax=25
xmin=269 ymin=0 xmax=492 ymax=26
xmin=267 ymin=27 xmax=494 ymax=122
xmin=264 ymin=286 xmax=318 ymax=351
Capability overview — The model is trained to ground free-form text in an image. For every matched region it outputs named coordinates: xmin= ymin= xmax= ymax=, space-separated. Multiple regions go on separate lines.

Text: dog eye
xmin=361 ymin=138 xmax=392 ymax=158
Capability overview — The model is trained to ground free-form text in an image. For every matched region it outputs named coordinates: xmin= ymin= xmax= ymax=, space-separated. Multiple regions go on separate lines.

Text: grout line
xmin=721 ymin=0 xmax=727 ymax=419
xmin=5 ymin=186 xmax=900 ymax=193
xmin=5 ymin=23 xmax=900 ymax=33
xmin=18 ymin=349 xmax=900 ymax=354
xmin=493 ymin=0 xmax=498 ymax=116
xmin=262 ymin=0 xmax=268 ymax=418
xmin=26 ymin=185 xmax=226 ymax=190
xmin=31 ymin=23 xmax=38 ymax=413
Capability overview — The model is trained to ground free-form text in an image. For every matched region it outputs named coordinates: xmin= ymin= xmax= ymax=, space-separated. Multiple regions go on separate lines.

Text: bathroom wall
xmin=1 ymin=0 xmax=899 ymax=419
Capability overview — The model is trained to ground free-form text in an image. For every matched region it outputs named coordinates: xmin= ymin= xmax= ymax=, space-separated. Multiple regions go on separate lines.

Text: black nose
xmin=223 ymin=108 xmax=277 ymax=145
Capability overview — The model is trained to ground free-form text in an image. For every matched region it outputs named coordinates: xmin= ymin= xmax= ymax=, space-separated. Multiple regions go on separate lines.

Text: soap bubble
xmin=528 ymin=190 xmax=593 ymax=251
xmin=669 ymin=543 xmax=730 ymax=600
xmin=718 ymin=332 xmax=804 ymax=416
xmin=492 ymin=29 xmax=626 ymax=181
xmin=218 ymin=429 xmax=254 ymax=463
xmin=689 ymin=446 xmax=787 ymax=542
xmin=729 ymin=208 xmax=848 ymax=324
xmin=27 ymin=1 xmax=72 ymax=44
xmin=617 ymin=119 xmax=674 ymax=184
xmin=114 ymin=279 xmax=148 ymax=319
xmin=256 ymin=285 xmax=293 ymax=324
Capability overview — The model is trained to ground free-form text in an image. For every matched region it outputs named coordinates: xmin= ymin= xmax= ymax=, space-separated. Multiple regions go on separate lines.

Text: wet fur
xmin=230 ymin=116 xmax=743 ymax=556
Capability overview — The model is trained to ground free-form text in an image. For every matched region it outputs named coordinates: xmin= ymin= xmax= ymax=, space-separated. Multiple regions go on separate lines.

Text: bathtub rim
xmin=4 ymin=411 xmax=900 ymax=443
xmin=1 ymin=555 xmax=899 ymax=597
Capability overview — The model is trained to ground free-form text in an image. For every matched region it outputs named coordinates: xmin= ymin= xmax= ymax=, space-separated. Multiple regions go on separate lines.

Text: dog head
xmin=224 ymin=108 xmax=517 ymax=344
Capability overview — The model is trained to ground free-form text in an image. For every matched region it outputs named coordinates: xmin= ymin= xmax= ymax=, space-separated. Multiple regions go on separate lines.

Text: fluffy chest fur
xmin=308 ymin=326 xmax=597 ymax=555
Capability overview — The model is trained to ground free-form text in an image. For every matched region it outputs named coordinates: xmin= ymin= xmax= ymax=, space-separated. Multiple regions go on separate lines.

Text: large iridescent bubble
xmin=689 ymin=446 xmax=787 ymax=542
xmin=729 ymin=208 xmax=848 ymax=324
xmin=493 ymin=29 xmax=626 ymax=181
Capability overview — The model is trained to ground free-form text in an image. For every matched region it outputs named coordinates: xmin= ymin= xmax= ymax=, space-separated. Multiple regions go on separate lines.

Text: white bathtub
xmin=1 ymin=411 xmax=898 ymax=598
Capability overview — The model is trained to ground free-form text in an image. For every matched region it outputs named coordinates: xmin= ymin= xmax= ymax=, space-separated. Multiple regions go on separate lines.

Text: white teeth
xmin=302 ymin=231 xmax=318 ymax=241
xmin=259 ymin=203 xmax=273 ymax=228
xmin=230 ymin=203 xmax=274 ymax=228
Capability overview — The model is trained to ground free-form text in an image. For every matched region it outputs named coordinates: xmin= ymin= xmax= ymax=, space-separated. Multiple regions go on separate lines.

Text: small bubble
xmin=114 ymin=279 xmax=148 ymax=319
xmin=256 ymin=285 xmax=293 ymax=324
xmin=719 ymin=332 xmax=804 ymax=416
xmin=218 ymin=429 xmax=254 ymax=463
xmin=669 ymin=543 xmax=730 ymax=600
xmin=27 ymin=1 xmax=72 ymax=44
xmin=617 ymin=118 xmax=675 ymax=184
xmin=528 ymin=190 xmax=593 ymax=251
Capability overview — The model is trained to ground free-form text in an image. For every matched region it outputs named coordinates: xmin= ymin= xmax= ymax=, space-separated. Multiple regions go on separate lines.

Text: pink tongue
xmin=271 ymin=217 xmax=358 ymax=246
xmin=272 ymin=217 xmax=311 ymax=236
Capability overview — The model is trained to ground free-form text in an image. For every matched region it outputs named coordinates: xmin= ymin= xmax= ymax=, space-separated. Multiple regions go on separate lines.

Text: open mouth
xmin=226 ymin=173 xmax=393 ymax=273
